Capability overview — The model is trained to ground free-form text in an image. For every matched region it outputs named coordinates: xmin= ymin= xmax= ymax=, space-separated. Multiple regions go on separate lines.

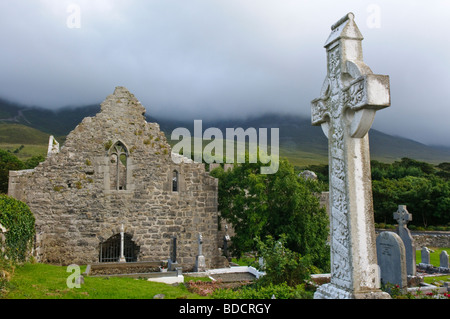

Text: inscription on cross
xmin=312 ymin=13 xmax=391 ymax=299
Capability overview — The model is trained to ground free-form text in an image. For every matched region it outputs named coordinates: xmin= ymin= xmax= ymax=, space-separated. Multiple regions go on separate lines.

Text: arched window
xmin=172 ymin=170 xmax=179 ymax=192
xmin=109 ymin=141 xmax=128 ymax=190
xmin=99 ymin=233 xmax=139 ymax=263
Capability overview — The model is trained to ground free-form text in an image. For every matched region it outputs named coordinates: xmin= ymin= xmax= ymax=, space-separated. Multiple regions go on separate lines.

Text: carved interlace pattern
xmin=313 ymin=46 xmax=353 ymax=288
xmin=343 ymin=79 xmax=365 ymax=109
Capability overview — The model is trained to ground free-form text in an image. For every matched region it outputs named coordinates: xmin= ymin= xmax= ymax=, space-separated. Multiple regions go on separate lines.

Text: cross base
xmin=314 ymin=283 xmax=391 ymax=299
xmin=168 ymin=260 xmax=179 ymax=271
xmin=195 ymin=255 xmax=206 ymax=272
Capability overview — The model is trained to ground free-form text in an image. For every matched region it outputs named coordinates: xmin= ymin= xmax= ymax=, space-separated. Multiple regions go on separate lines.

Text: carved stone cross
xmin=198 ymin=233 xmax=203 ymax=256
xmin=312 ymin=13 xmax=390 ymax=299
xmin=393 ymin=205 xmax=416 ymax=276
xmin=393 ymin=205 xmax=412 ymax=229
xmin=119 ymin=224 xmax=126 ymax=263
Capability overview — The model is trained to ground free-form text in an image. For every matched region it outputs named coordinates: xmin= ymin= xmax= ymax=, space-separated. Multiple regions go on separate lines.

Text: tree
xmin=0 ymin=149 xmax=24 ymax=194
xmin=211 ymin=157 xmax=330 ymax=271
xmin=23 ymin=155 xmax=45 ymax=169
xmin=373 ymin=175 xmax=450 ymax=227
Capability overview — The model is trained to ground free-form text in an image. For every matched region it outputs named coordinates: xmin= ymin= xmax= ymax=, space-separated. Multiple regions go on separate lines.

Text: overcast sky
xmin=1 ymin=1 xmax=450 ymax=146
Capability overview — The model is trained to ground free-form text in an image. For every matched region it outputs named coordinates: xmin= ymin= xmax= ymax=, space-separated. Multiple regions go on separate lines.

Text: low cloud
xmin=0 ymin=1 xmax=449 ymax=146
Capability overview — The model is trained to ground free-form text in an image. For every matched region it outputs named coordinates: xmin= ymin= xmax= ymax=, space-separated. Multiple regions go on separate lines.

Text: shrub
xmin=0 ymin=195 xmax=35 ymax=262
xmin=0 ymin=149 xmax=25 ymax=194
xmin=255 ymin=235 xmax=314 ymax=287
xmin=212 ymin=282 xmax=313 ymax=299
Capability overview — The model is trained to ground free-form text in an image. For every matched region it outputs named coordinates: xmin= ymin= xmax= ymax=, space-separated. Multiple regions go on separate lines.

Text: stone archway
xmin=99 ymin=233 xmax=140 ymax=263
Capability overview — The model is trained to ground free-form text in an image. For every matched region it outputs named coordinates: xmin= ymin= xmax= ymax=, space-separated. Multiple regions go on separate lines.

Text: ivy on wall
xmin=0 ymin=195 xmax=35 ymax=262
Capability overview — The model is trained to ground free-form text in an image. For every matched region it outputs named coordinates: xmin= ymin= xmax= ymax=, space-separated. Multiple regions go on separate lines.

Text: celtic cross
xmin=312 ymin=13 xmax=390 ymax=299
xmin=393 ymin=205 xmax=412 ymax=229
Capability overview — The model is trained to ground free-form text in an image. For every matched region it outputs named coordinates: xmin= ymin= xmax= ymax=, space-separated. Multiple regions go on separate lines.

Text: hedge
xmin=0 ymin=194 xmax=35 ymax=262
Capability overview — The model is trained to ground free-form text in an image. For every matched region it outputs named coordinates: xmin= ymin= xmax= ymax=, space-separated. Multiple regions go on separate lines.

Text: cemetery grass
xmin=423 ymin=274 xmax=450 ymax=285
xmin=415 ymin=247 xmax=450 ymax=267
xmin=4 ymin=263 xmax=209 ymax=299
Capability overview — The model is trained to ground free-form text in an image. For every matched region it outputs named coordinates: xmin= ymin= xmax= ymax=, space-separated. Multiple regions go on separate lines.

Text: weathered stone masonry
xmin=8 ymin=87 xmax=225 ymax=270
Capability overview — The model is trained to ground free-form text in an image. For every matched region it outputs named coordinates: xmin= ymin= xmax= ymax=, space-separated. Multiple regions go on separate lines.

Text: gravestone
xmin=195 ymin=233 xmax=206 ymax=272
xmin=223 ymin=225 xmax=231 ymax=259
xmin=311 ymin=13 xmax=390 ymax=299
xmin=299 ymin=170 xmax=318 ymax=181
xmin=421 ymin=247 xmax=431 ymax=266
xmin=119 ymin=224 xmax=126 ymax=263
xmin=393 ymin=205 xmax=416 ymax=276
xmin=440 ymin=251 xmax=449 ymax=269
xmin=0 ymin=223 xmax=7 ymax=255
xmin=168 ymin=236 xmax=179 ymax=271
xmin=376 ymin=231 xmax=407 ymax=289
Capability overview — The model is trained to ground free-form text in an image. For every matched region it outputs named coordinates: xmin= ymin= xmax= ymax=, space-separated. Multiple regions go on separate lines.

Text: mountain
xmin=0 ymin=123 xmax=50 ymax=145
xmin=0 ymin=98 xmax=100 ymax=137
xmin=1 ymin=98 xmax=450 ymax=166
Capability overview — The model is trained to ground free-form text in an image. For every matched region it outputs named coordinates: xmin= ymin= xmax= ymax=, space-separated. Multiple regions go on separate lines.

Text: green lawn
xmin=415 ymin=247 xmax=450 ymax=267
xmin=4 ymin=263 xmax=208 ymax=299
xmin=423 ymin=274 xmax=450 ymax=285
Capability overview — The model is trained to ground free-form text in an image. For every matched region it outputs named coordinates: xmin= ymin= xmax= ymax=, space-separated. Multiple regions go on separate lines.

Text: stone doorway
xmin=99 ymin=233 xmax=140 ymax=263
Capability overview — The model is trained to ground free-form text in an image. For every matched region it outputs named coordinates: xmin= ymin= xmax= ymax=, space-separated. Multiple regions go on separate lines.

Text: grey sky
xmin=1 ymin=0 xmax=449 ymax=146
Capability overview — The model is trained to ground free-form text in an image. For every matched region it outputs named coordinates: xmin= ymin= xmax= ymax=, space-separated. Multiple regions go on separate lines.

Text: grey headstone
xmin=393 ymin=205 xmax=416 ymax=276
xmin=153 ymin=294 xmax=165 ymax=299
xmin=440 ymin=251 xmax=449 ymax=268
xmin=195 ymin=255 xmax=206 ymax=272
xmin=299 ymin=170 xmax=318 ymax=181
xmin=376 ymin=231 xmax=407 ymax=288
xmin=421 ymin=247 xmax=431 ymax=265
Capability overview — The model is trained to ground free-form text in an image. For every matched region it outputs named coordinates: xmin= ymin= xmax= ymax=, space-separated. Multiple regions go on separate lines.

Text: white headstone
xmin=195 ymin=233 xmax=206 ymax=272
xmin=119 ymin=224 xmax=126 ymax=263
xmin=299 ymin=170 xmax=318 ymax=181
xmin=0 ymin=223 xmax=7 ymax=255
xmin=311 ymin=13 xmax=390 ymax=299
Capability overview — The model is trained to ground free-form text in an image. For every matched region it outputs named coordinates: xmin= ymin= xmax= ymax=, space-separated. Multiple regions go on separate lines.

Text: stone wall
xmin=411 ymin=232 xmax=450 ymax=249
xmin=8 ymin=87 xmax=224 ymax=270
xmin=376 ymin=230 xmax=450 ymax=249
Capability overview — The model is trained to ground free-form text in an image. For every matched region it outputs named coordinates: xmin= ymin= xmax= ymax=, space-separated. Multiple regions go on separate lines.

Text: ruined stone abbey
xmin=8 ymin=87 xmax=225 ymax=270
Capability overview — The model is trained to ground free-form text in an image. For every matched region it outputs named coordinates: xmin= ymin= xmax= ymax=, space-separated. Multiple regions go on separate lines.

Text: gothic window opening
xmin=109 ymin=141 xmax=128 ymax=190
xmin=172 ymin=170 xmax=179 ymax=192
xmin=99 ymin=233 xmax=139 ymax=263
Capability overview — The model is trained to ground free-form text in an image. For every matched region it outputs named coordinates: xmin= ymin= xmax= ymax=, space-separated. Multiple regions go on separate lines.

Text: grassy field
xmin=0 ymin=123 xmax=50 ymax=161
xmin=0 ymin=144 xmax=47 ymax=161
xmin=0 ymin=124 xmax=50 ymax=145
xmin=3 ymin=263 xmax=208 ymax=299
xmin=416 ymin=247 xmax=450 ymax=267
